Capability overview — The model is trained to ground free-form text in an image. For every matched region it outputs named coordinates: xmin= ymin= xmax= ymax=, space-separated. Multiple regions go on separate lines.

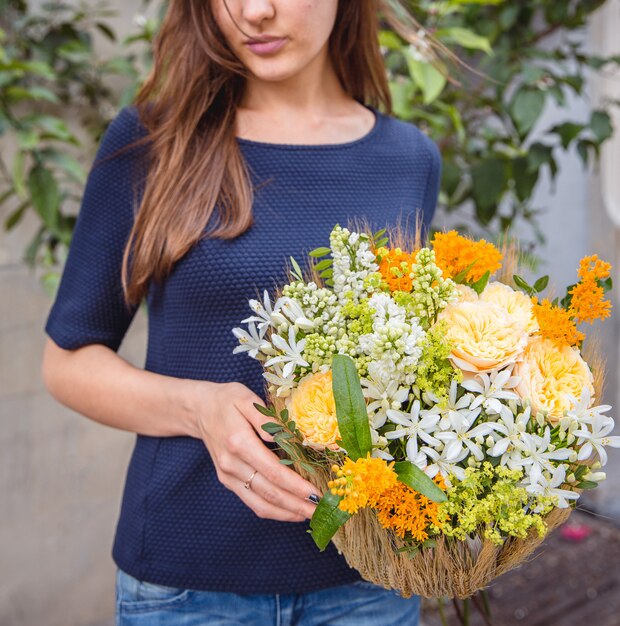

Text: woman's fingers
xmin=235 ymin=482 xmax=307 ymax=523
xmin=248 ymin=472 xmax=317 ymax=520
xmin=234 ymin=432 xmax=322 ymax=502
xmin=218 ymin=454 xmax=314 ymax=521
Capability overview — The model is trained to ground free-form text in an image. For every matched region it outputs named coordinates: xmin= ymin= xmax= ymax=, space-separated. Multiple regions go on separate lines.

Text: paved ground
xmin=422 ymin=508 xmax=620 ymax=626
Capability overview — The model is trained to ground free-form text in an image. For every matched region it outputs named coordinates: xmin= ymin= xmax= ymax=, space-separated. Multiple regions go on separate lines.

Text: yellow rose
xmin=287 ymin=370 xmax=340 ymax=450
xmin=514 ymin=336 xmax=594 ymax=422
xmin=438 ymin=301 xmax=528 ymax=373
xmin=480 ymin=282 xmax=539 ymax=334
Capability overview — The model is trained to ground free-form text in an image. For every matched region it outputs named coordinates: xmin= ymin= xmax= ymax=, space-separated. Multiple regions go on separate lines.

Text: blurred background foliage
xmin=0 ymin=0 xmax=618 ymax=292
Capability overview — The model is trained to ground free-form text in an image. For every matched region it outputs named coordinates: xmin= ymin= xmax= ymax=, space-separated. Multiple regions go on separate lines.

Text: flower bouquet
xmin=232 ymin=222 xmax=618 ymax=600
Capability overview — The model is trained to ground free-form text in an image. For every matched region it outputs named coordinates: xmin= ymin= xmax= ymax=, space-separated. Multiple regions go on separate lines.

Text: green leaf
xmin=28 ymin=165 xmax=60 ymax=228
xmin=309 ymin=489 xmax=351 ymax=551
xmin=511 ymin=89 xmax=546 ymax=135
xmin=290 ymin=256 xmax=303 ymax=280
xmin=590 ymin=111 xmax=613 ymax=144
xmin=252 ymin=402 xmax=275 ymax=418
xmin=512 ymin=157 xmax=539 ymax=202
xmin=332 ymin=354 xmax=372 ymax=461
xmin=471 ymin=159 xmax=506 ymax=224
xmin=513 ymin=274 xmax=533 ymax=293
xmin=527 ymin=143 xmax=554 ymax=173
xmin=40 ymin=150 xmax=86 ymax=184
xmin=279 ymin=458 xmax=295 ymax=466
xmin=471 ymin=270 xmax=491 ymax=295
xmin=12 ymin=151 xmax=27 ymax=200
xmin=406 ymin=55 xmax=447 ymax=105
xmin=452 ymin=261 xmax=478 ymax=284
xmin=313 ymin=258 xmax=333 ymax=271
xmin=533 ymin=275 xmax=550 ymax=293
xmin=436 ymin=27 xmax=492 ymax=55
xmin=309 ymin=246 xmax=331 ymax=258
xmin=576 ymin=480 xmax=598 ymax=490
xmin=261 ymin=422 xmax=284 ymax=435
xmin=375 ymin=237 xmax=389 ymax=248
xmin=373 ymin=228 xmax=387 ymax=240
xmin=4 ymin=200 xmax=28 ymax=231
xmin=95 ymin=21 xmax=116 ymax=41
xmin=551 ymin=122 xmax=584 ymax=149
xmin=393 ymin=461 xmax=447 ymax=503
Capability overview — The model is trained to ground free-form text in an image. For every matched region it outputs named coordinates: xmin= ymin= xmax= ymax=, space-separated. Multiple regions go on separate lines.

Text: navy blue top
xmin=44 ymin=103 xmax=441 ymax=594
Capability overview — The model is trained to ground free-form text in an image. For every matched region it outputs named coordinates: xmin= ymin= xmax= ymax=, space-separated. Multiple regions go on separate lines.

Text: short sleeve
xmin=44 ymin=106 xmax=149 ymax=352
xmin=421 ymin=136 xmax=442 ymax=223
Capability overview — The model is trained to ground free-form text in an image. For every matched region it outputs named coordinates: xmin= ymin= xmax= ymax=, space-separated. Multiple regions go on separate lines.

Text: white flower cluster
xmin=359 ymin=293 xmax=425 ymax=387
xmin=330 ymin=226 xmax=379 ymax=304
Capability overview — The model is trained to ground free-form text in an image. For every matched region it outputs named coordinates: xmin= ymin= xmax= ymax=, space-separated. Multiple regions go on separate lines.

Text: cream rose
xmin=438 ymin=301 xmax=528 ymax=373
xmin=480 ymin=282 xmax=539 ymax=334
xmin=454 ymin=284 xmax=479 ymax=303
xmin=514 ymin=336 xmax=594 ymax=422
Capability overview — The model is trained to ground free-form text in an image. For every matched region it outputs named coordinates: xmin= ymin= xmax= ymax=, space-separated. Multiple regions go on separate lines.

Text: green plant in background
xmin=0 ymin=0 xmax=157 ymax=293
xmin=1 ymin=0 xmax=619 ymax=292
xmin=383 ymin=0 xmax=618 ymax=244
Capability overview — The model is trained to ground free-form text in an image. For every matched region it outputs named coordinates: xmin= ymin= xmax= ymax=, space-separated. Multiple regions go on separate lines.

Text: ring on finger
xmin=243 ymin=469 xmax=258 ymax=490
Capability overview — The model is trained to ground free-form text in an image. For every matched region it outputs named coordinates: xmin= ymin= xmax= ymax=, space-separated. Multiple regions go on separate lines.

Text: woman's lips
xmin=245 ymin=37 xmax=287 ymax=55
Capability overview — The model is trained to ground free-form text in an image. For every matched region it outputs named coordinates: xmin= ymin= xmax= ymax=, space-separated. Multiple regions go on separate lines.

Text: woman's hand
xmin=191 ymin=381 xmax=321 ymax=522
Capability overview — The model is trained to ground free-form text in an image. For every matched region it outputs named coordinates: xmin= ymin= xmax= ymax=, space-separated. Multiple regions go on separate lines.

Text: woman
xmin=42 ymin=0 xmax=442 ymax=624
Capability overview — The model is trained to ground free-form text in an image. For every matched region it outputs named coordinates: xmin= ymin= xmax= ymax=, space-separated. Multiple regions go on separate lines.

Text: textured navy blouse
xmin=44 ymin=103 xmax=441 ymax=594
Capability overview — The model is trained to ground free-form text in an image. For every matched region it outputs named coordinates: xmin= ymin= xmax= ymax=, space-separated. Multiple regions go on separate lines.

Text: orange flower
xmin=432 ymin=231 xmax=503 ymax=283
xmin=532 ymin=298 xmax=584 ymax=347
xmin=374 ymin=476 xmax=447 ymax=541
xmin=329 ymin=455 xmax=399 ymax=515
xmin=577 ymin=255 xmax=612 ymax=282
xmin=377 ymin=246 xmax=417 ymax=292
xmin=569 ymin=255 xmax=613 ymax=324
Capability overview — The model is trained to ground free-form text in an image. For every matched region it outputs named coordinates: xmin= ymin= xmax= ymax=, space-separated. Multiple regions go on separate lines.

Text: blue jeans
xmin=115 ymin=568 xmax=420 ymax=626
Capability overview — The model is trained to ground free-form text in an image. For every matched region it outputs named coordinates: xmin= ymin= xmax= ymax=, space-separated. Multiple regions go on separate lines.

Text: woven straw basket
xmin=297 ymin=464 xmax=571 ymax=599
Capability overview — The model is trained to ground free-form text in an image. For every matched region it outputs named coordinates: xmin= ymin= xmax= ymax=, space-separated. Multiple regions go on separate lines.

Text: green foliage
xmin=1 ymin=0 xmax=619 ymax=285
xmin=332 ymin=354 xmax=373 ymax=461
xmin=0 ymin=0 xmax=156 ymax=291
xmin=381 ymin=0 xmax=618 ymax=244
xmin=393 ymin=460 xmax=447 ymax=503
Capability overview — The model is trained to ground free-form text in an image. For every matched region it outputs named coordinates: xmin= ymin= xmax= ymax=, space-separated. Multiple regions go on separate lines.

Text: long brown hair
xmin=119 ymin=0 xmax=439 ymax=307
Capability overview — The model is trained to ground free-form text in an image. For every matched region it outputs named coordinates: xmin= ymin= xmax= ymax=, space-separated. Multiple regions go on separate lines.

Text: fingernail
xmin=307 ymin=494 xmax=321 ymax=505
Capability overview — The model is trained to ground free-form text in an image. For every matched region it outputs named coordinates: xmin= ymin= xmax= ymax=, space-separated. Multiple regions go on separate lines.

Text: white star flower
xmin=419 ymin=445 xmax=468 ymax=484
xmin=423 ymin=380 xmax=475 ymax=429
xmin=574 ymin=414 xmax=620 ymax=466
xmin=565 ymin=386 xmax=612 ymax=425
xmin=262 ymin=362 xmax=297 ymax=398
xmin=264 ymin=326 xmax=309 ymax=378
xmin=278 ymin=297 xmax=315 ymax=331
xmin=360 ymin=375 xmax=409 ymax=429
xmin=461 ymin=367 xmax=520 ymax=415
xmin=513 ymin=427 xmax=572 ymax=484
xmin=487 ymin=406 xmax=532 ymax=468
xmin=525 ymin=465 xmax=580 ymax=509
xmin=434 ymin=407 xmax=495 ymax=462
xmin=241 ymin=290 xmax=287 ymax=331
xmin=385 ymin=399 xmax=441 ymax=464
xmin=232 ymin=322 xmax=273 ymax=359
